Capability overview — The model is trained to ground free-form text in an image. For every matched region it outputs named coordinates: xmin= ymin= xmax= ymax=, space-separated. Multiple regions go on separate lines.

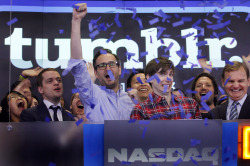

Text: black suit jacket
xmin=208 ymin=95 xmax=250 ymax=120
xmin=21 ymin=101 xmax=75 ymax=122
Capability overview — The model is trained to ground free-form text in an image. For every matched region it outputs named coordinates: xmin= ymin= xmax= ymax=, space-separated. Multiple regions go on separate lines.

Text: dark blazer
xmin=21 ymin=101 xmax=75 ymax=122
xmin=208 ymin=95 xmax=250 ymax=120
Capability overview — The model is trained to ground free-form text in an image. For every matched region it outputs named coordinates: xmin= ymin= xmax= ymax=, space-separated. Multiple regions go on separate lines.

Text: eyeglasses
xmin=95 ymin=61 xmax=118 ymax=70
xmin=8 ymin=94 xmax=25 ymax=101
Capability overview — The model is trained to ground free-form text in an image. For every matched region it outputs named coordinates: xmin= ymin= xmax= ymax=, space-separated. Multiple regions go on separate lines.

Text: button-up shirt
xmin=130 ymin=93 xmax=201 ymax=120
xmin=63 ymin=59 xmax=134 ymax=122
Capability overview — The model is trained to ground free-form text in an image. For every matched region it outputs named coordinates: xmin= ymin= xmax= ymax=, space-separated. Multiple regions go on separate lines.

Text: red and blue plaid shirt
xmin=130 ymin=93 xmax=201 ymax=120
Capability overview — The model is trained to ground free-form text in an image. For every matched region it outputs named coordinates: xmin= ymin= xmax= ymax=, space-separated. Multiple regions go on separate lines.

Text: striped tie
xmin=229 ymin=101 xmax=239 ymax=120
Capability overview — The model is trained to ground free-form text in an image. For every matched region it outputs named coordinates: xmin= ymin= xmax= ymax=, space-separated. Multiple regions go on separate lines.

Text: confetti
xmin=172 ymin=20 xmax=184 ymax=27
xmin=120 ymin=68 xmax=130 ymax=78
xmin=48 ymin=162 xmax=56 ymax=166
xmin=45 ymin=116 xmax=51 ymax=122
xmin=136 ymin=77 xmax=144 ymax=84
xmin=192 ymin=19 xmax=202 ymax=28
xmin=114 ymin=13 xmax=122 ymax=27
xmin=204 ymin=118 xmax=208 ymax=126
xmin=126 ymin=52 xmax=135 ymax=61
xmin=203 ymin=19 xmax=212 ymax=24
xmin=149 ymin=93 xmax=154 ymax=102
xmin=126 ymin=35 xmax=132 ymax=40
xmin=173 ymin=158 xmax=183 ymax=166
xmin=200 ymin=101 xmax=211 ymax=112
xmin=157 ymin=9 xmax=171 ymax=22
xmin=59 ymin=29 xmax=64 ymax=34
xmin=218 ymin=85 xmax=225 ymax=94
xmin=186 ymin=113 xmax=192 ymax=119
xmin=149 ymin=18 xmax=159 ymax=25
xmin=140 ymin=52 xmax=148 ymax=58
xmin=106 ymin=31 xmax=116 ymax=43
xmin=107 ymin=70 xmax=115 ymax=81
xmin=207 ymin=20 xmax=231 ymax=30
xmin=157 ymin=27 xmax=166 ymax=39
xmin=89 ymin=30 xmax=99 ymax=40
xmin=139 ymin=121 xmax=151 ymax=125
xmin=164 ymin=42 xmax=174 ymax=52
xmin=190 ymin=157 xmax=198 ymax=165
xmin=230 ymin=38 xmax=236 ymax=45
xmin=72 ymin=5 xmax=79 ymax=9
xmin=76 ymin=118 xmax=83 ymax=126
xmin=246 ymin=13 xmax=250 ymax=22
xmin=132 ymin=98 xmax=139 ymax=104
xmin=225 ymin=60 xmax=234 ymax=65
xmin=90 ymin=103 xmax=95 ymax=109
xmin=128 ymin=119 xmax=136 ymax=123
xmin=219 ymin=96 xmax=228 ymax=101
xmin=136 ymin=17 xmax=143 ymax=29
xmin=190 ymin=139 xmax=201 ymax=146
xmin=72 ymin=88 xmax=80 ymax=94
xmin=7 ymin=17 xmax=18 ymax=26
xmin=201 ymin=91 xmax=212 ymax=101
xmin=211 ymin=148 xmax=217 ymax=156
xmin=226 ymin=27 xmax=234 ymax=33
xmin=183 ymin=77 xmax=194 ymax=85
xmin=182 ymin=32 xmax=194 ymax=38
xmin=163 ymin=85 xmax=168 ymax=93
xmin=121 ymin=161 xmax=132 ymax=165
xmin=181 ymin=16 xmax=192 ymax=22
xmin=186 ymin=90 xmax=197 ymax=94
xmin=146 ymin=74 xmax=160 ymax=84
xmin=141 ymin=127 xmax=147 ymax=138
xmin=196 ymin=41 xmax=208 ymax=47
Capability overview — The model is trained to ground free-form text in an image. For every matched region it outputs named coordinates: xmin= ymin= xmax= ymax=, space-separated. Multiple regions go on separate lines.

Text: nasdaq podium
xmin=0 ymin=120 xmax=249 ymax=166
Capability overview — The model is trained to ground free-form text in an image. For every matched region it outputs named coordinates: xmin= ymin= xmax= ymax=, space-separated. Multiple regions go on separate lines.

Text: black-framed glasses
xmin=95 ymin=61 xmax=118 ymax=70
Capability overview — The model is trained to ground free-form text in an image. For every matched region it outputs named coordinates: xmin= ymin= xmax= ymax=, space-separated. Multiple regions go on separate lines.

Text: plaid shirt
xmin=130 ymin=93 xmax=201 ymax=120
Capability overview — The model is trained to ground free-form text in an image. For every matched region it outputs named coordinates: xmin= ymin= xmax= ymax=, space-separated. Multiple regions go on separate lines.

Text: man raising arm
xmin=63 ymin=3 xmax=134 ymax=122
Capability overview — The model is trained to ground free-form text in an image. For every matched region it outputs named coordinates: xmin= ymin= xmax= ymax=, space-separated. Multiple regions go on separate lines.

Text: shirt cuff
xmin=62 ymin=58 xmax=86 ymax=76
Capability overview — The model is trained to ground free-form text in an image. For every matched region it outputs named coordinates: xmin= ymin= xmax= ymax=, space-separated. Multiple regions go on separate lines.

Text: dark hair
xmin=11 ymin=80 xmax=31 ymax=92
xmin=32 ymin=94 xmax=39 ymax=104
xmin=145 ymin=57 xmax=174 ymax=77
xmin=36 ymin=68 xmax=59 ymax=87
xmin=173 ymin=88 xmax=186 ymax=97
xmin=222 ymin=61 xmax=249 ymax=79
xmin=93 ymin=48 xmax=120 ymax=70
xmin=191 ymin=73 xmax=218 ymax=106
xmin=126 ymin=69 xmax=145 ymax=88
xmin=0 ymin=91 xmax=28 ymax=122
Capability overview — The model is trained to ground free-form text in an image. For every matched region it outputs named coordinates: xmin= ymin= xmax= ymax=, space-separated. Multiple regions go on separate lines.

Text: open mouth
xmin=105 ymin=75 xmax=110 ymax=79
xmin=138 ymin=88 xmax=149 ymax=92
xmin=54 ymin=87 xmax=60 ymax=91
xmin=17 ymin=101 xmax=25 ymax=109
xmin=231 ymin=89 xmax=241 ymax=92
xmin=77 ymin=103 xmax=84 ymax=109
xmin=200 ymin=93 xmax=207 ymax=96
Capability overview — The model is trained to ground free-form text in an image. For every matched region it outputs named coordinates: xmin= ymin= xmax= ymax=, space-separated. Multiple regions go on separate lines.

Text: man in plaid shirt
xmin=130 ymin=57 xmax=201 ymax=120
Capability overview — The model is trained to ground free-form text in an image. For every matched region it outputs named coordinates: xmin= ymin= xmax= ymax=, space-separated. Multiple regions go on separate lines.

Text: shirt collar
xmin=43 ymin=99 xmax=62 ymax=110
xmin=228 ymin=94 xmax=247 ymax=107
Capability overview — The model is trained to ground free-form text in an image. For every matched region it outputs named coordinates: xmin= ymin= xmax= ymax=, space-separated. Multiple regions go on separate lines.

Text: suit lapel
xmin=37 ymin=102 xmax=52 ymax=121
xmin=219 ymin=101 xmax=228 ymax=120
xmin=239 ymin=95 xmax=250 ymax=119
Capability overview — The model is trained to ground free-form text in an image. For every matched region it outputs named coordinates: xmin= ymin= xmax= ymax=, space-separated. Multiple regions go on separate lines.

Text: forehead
xmin=42 ymin=71 xmax=61 ymax=80
xmin=96 ymin=53 xmax=116 ymax=64
xmin=8 ymin=93 xmax=25 ymax=98
xmin=132 ymin=73 xmax=145 ymax=82
xmin=224 ymin=66 xmax=247 ymax=79
xmin=196 ymin=76 xmax=213 ymax=85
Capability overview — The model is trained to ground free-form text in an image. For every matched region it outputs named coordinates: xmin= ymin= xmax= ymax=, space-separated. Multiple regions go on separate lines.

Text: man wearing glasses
xmin=63 ymin=3 xmax=134 ymax=122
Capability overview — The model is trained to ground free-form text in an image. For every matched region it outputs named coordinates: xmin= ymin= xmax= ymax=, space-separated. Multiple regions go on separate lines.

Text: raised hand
xmin=72 ymin=3 xmax=87 ymax=22
xmin=21 ymin=67 xmax=43 ymax=78
xmin=198 ymin=58 xmax=212 ymax=73
xmin=242 ymin=54 xmax=250 ymax=71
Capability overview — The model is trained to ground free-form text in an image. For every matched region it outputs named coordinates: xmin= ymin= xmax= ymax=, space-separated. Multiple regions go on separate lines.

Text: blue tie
xmin=229 ymin=101 xmax=239 ymax=120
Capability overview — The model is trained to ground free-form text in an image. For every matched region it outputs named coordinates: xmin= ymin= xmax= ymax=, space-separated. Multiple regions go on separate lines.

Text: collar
xmin=43 ymin=99 xmax=62 ymax=110
xmin=228 ymin=94 xmax=247 ymax=107
xmin=151 ymin=92 xmax=179 ymax=104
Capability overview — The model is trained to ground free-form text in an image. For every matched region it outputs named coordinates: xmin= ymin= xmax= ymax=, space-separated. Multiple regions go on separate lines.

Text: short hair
xmin=222 ymin=61 xmax=249 ymax=80
xmin=126 ymin=69 xmax=145 ymax=88
xmin=70 ymin=93 xmax=77 ymax=106
xmin=11 ymin=80 xmax=31 ymax=92
xmin=145 ymin=57 xmax=174 ymax=77
xmin=93 ymin=48 xmax=120 ymax=70
xmin=36 ymin=68 xmax=59 ymax=87
xmin=191 ymin=73 xmax=218 ymax=106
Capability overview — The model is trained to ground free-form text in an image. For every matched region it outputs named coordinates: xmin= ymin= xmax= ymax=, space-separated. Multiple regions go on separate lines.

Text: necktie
xmin=49 ymin=106 xmax=60 ymax=121
xmin=229 ymin=101 xmax=239 ymax=120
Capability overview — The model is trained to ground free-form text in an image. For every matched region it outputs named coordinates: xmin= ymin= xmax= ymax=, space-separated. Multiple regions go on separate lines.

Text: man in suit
xmin=209 ymin=61 xmax=250 ymax=119
xmin=21 ymin=68 xmax=74 ymax=122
